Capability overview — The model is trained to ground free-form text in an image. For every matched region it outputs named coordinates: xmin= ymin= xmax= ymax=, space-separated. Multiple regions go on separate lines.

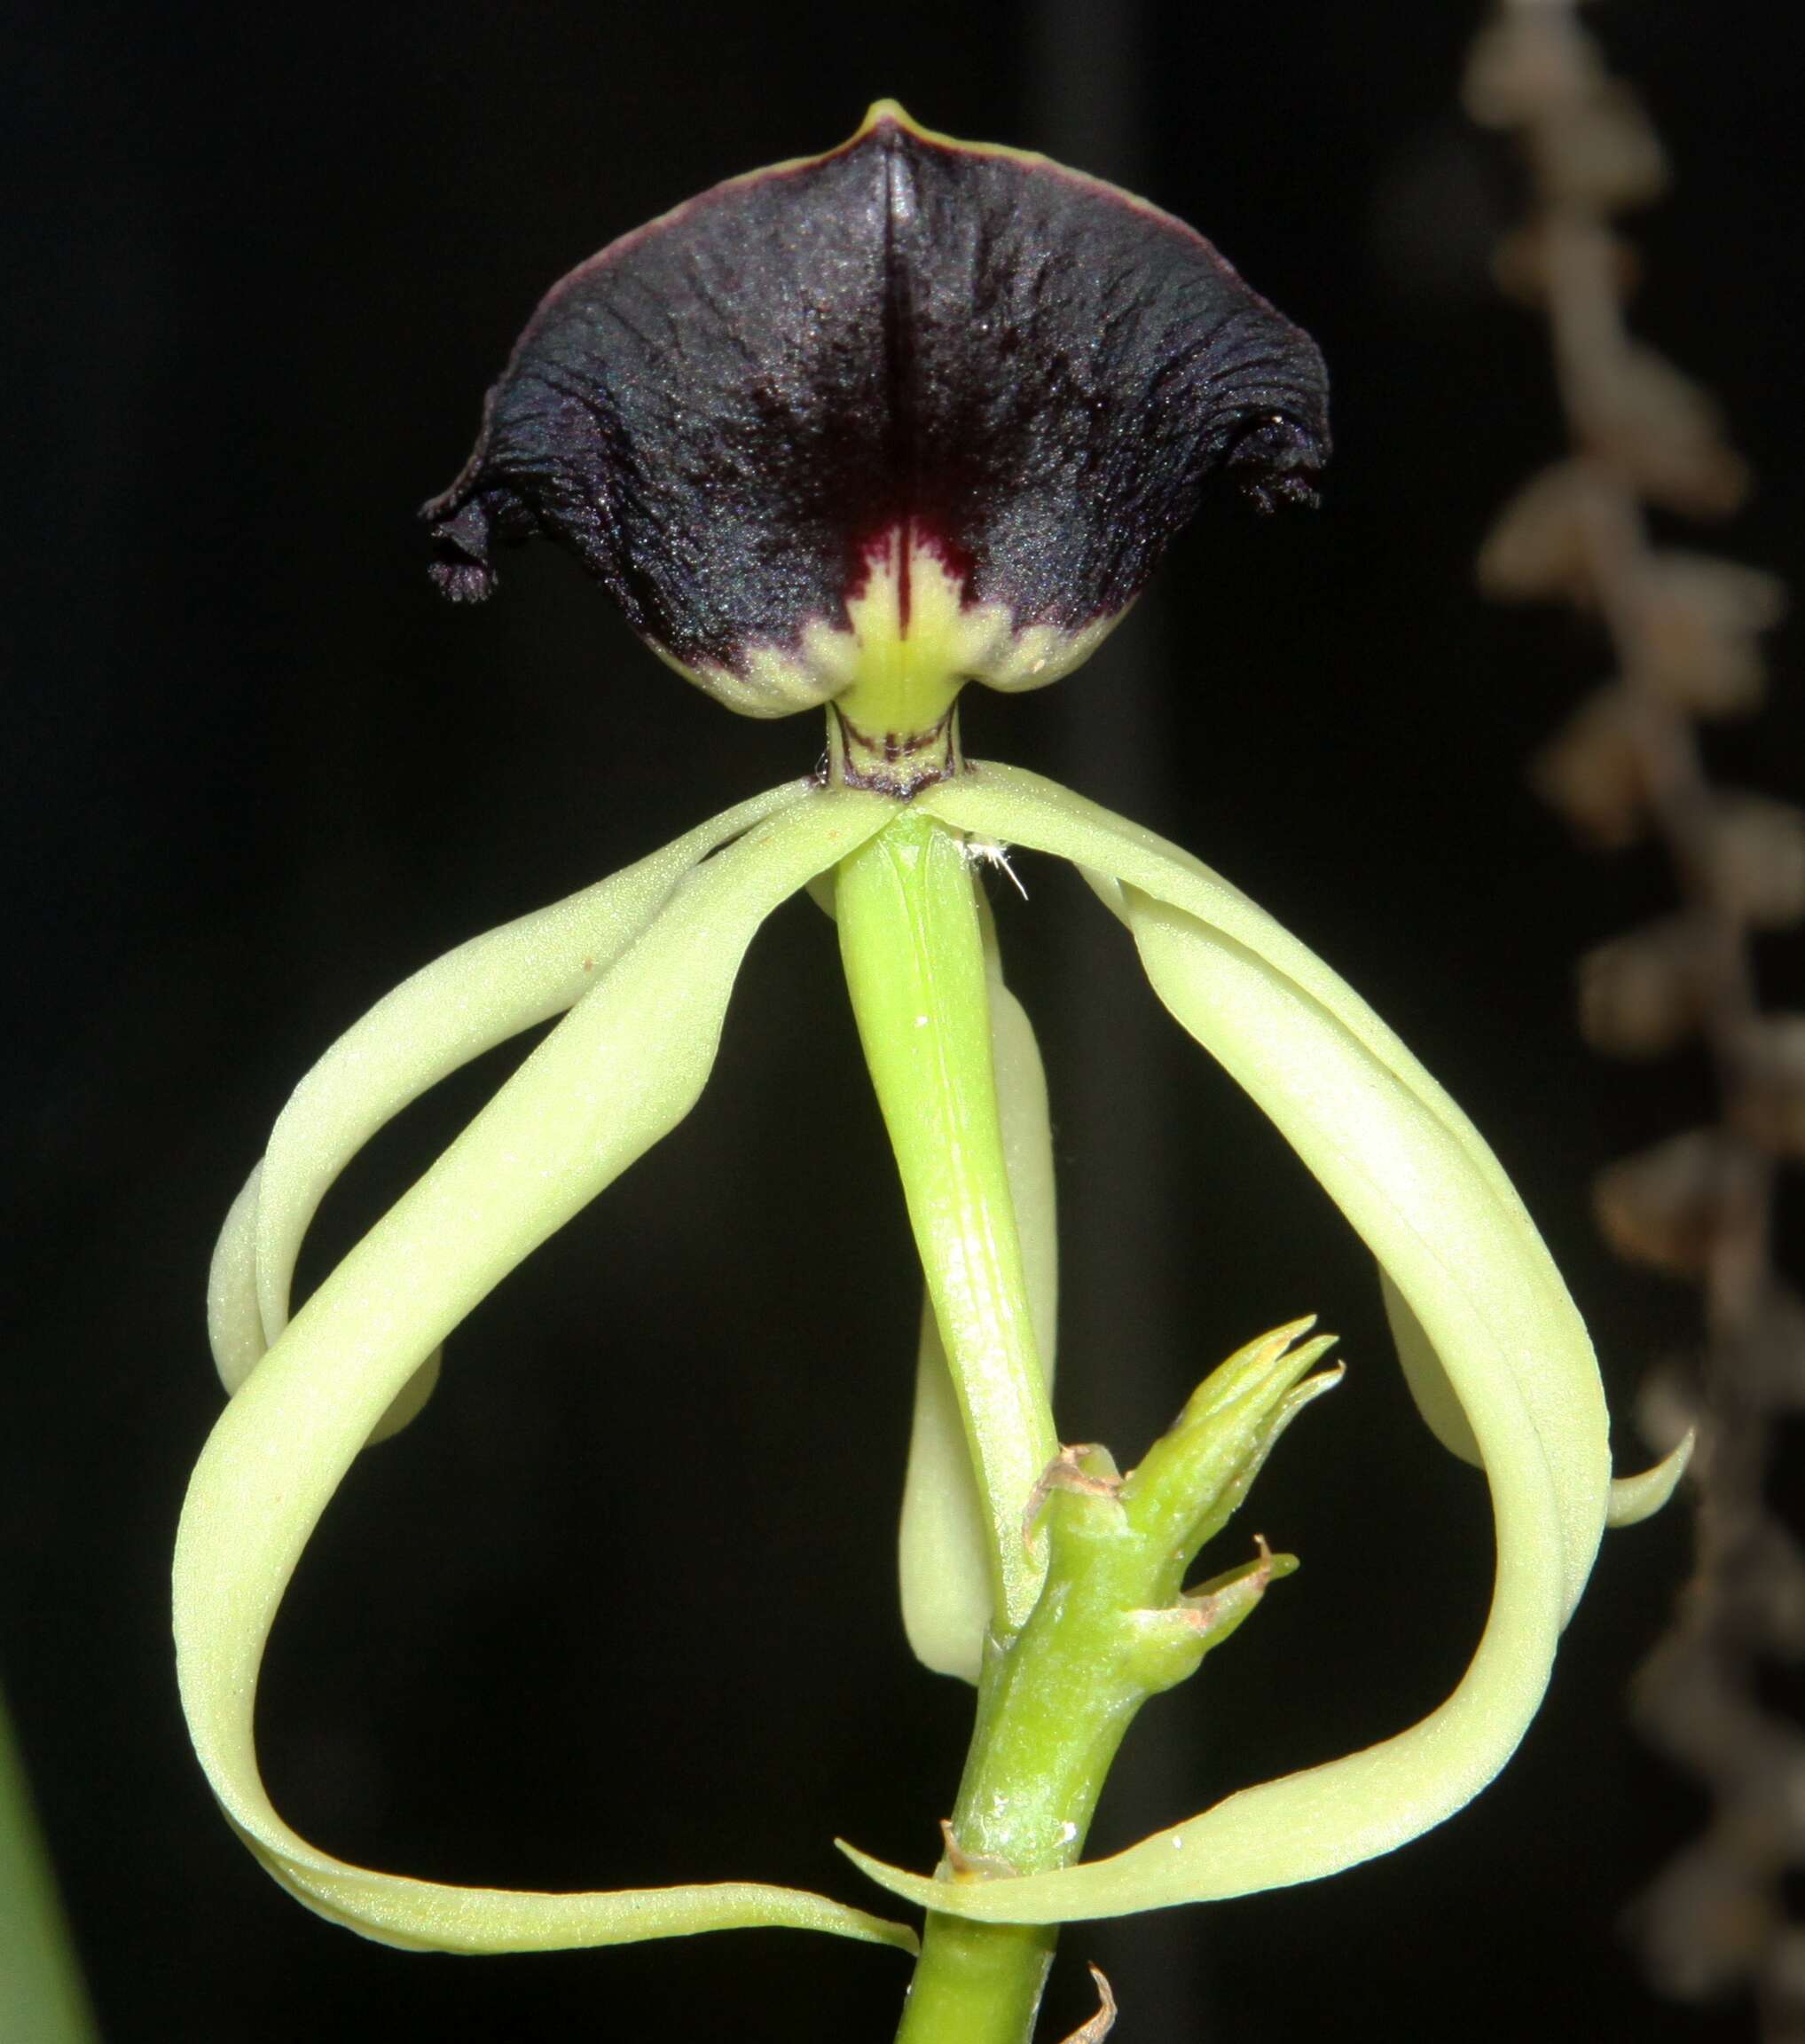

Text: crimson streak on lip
xmin=424 ymin=105 xmax=1330 ymax=708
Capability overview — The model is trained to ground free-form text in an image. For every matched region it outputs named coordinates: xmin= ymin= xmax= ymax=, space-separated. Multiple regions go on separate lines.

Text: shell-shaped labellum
xmin=424 ymin=103 xmax=1330 ymax=719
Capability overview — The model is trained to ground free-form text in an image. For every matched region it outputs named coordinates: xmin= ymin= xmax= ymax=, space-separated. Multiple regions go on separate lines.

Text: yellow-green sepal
xmin=177 ymin=789 xmax=915 ymax=1956
xmin=207 ymin=780 xmax=812 ymax=1443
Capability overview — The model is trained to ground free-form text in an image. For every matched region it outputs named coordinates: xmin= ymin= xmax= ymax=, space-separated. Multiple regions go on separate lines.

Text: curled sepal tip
xmin=1605 ymin=1428 xmax=1692 ymax=1526
xmin=837 ymin=765 xmax=1675 ymax=1923
xmin=1385 ymin=1268 xmax=1692 ymax=1530
xmin=177 ymin=789 xmax=914 ymax=1956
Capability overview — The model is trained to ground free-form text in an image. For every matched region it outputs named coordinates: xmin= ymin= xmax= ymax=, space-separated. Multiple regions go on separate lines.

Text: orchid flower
xmin=177 ymin=103 xmax=1687 ymax=2040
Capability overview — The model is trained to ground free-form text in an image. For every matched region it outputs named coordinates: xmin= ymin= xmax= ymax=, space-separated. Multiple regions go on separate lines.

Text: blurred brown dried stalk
xmin=1467 ymin=1 xmax=1805 ymax=2032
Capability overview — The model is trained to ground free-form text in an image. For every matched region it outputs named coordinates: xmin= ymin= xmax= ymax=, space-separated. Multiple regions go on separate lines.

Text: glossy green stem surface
xmin=891 ymin=1471 xmax=1149 ymax=2044
xmin=890 ymin=1388 xmax=1305 ymax=2044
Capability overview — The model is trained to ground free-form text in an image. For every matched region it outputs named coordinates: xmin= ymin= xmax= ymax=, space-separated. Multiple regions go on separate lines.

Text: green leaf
xmin=176 ymin=789 xmax=915 ymax=1955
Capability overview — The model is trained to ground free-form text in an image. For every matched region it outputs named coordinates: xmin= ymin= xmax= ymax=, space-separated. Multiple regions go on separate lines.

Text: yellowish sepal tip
xmin=1607 ymin=1428 xmax=1693 ymax=1526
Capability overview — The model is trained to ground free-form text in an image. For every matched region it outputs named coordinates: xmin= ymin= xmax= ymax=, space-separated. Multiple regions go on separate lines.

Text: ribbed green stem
xmin=892 ymin=1480 xmax=1147 ymax=2044
xmin=893 ymin=1428 xmax=1255 ymax=2044
xmin=891 ymin=1912 xmax=1060 ymax=2044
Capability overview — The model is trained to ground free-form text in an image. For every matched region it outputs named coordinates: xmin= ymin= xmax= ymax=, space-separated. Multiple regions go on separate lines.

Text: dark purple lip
xmin=424 ymin=104 xmax=1330 ymax=715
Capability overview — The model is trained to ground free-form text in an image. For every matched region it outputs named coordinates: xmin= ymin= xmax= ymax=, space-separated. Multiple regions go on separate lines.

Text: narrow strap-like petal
xmin=176 ymin=788 xmax=912 ymax=1954
xmin=843 ymin=766 xmax=1629 ymax=1922
xmin=206 ymin=1164 xmax=266 ymax=1400
xmin=899 ymin=898 xmax=1057 ymax=1681
xmin=206 ymin=781 xmax=808 ymax=1435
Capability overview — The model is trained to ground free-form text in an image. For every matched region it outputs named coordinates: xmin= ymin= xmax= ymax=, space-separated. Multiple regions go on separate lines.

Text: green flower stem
xmin=836 ymin=809 xmax=1058 ymax=1635
xmin=891 ymin=1467 xmax=1151 ymax=2044
xmin=891 ymin=1910 xmax=1059 ymax=2044
xmin=889 ymin=1331 xmax=1324 ymax=2044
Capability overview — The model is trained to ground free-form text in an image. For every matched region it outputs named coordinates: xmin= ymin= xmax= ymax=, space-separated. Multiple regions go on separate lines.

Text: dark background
xmin=9 ymin=2 xmax=1802 ymax=2039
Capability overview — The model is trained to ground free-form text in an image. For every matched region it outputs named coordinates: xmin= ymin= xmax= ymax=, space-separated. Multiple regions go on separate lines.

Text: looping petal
xmin=928 ymin=766 xmax=1617 ymax=1608
xmin=838 ymin=764 xmax=1660 ymax=1923
xmin=206 ymin=781 xmax=810 ymax=1442
xmin=176 ymin=789 xmax=912 ymax=1955
xmin=1607 ymin=1432 xmax=1693 ymax=1526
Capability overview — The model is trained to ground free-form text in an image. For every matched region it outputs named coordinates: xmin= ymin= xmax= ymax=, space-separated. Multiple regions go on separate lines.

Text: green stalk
xmin=883 ymin=1352 xmax=1322 ymax=2043
xmin=889 ymin=1461 xmax=1142 ymax=2044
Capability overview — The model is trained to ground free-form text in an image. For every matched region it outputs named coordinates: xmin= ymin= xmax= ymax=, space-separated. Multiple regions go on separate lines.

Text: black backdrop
xmin=9 ymin=4 xmax=1802 ymax=2040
